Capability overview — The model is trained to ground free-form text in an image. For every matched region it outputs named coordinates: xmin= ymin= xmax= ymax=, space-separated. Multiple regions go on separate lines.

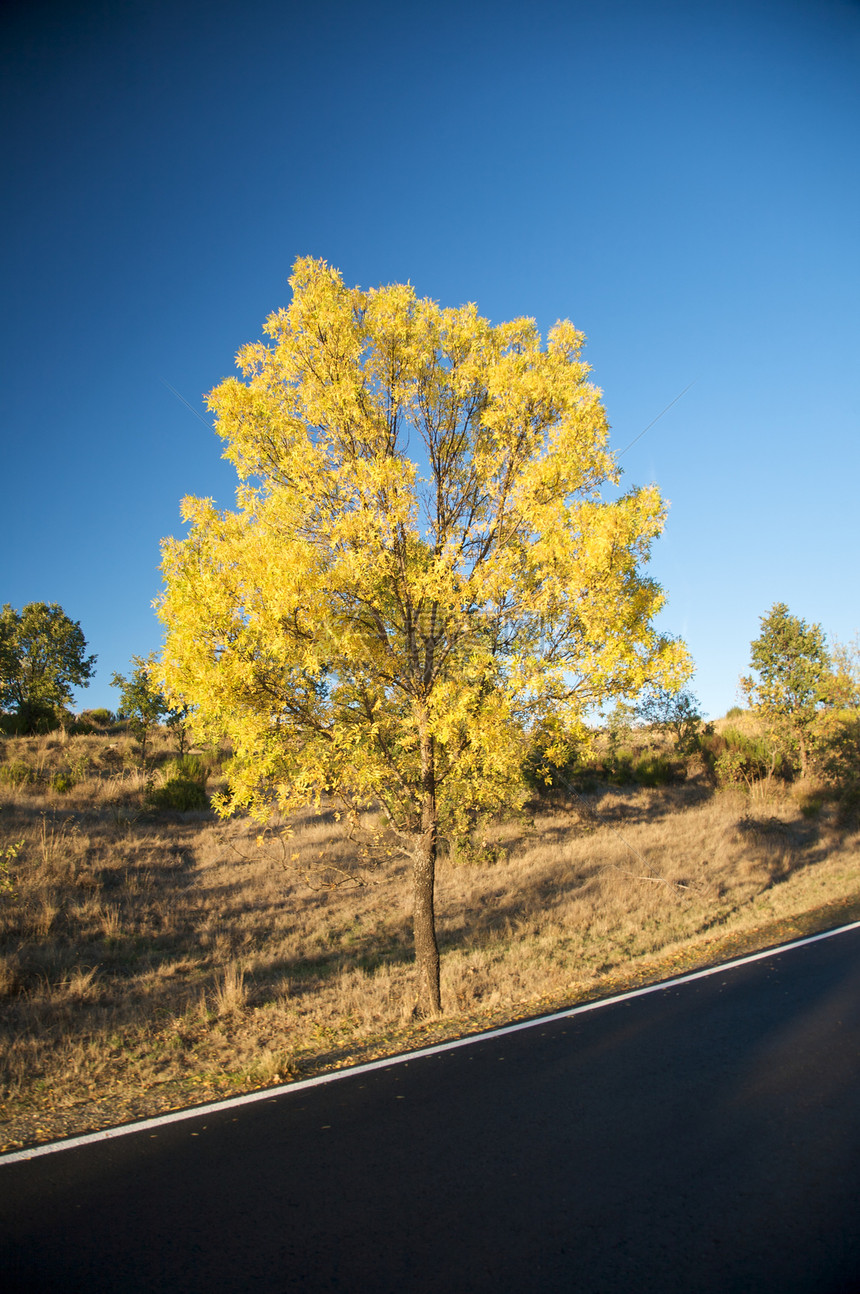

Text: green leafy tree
xmin=158 ymin=258 xmax=690 ymax=1012
xmin=0 ymin=602 xmax=96 ymax=732
xmin=164 ymin=701 xmax=193 ymax=756
xmin=636 ymin=684 xmax=704 ymax=754
xmin=111 ymin=656 xmax=169 ymax=766
xmin=740 ymin=602 xmax=831 ymax=777
xmin=829 ymin=634 xmax=860 ymax=710
xmin=812 ymin=633 xmax=860 ymax=819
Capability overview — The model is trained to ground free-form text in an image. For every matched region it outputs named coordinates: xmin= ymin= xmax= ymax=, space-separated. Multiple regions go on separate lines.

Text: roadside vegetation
xmin=1 ymin=693 xmax=858 ymax=1153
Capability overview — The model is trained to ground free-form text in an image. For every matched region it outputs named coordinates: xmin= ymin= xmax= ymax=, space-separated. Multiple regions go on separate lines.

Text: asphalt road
xmin=2 ymin=925 xmax=860 ymax=1293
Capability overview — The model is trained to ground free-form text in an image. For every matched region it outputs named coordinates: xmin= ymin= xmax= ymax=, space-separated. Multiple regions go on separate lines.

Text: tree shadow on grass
xmin=531 ymin=777 xmax=716 ymax=829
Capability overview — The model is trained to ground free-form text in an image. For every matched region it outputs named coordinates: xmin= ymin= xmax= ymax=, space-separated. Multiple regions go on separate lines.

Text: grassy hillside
xmin=1 ymin=721 xmax=858 ymax=1153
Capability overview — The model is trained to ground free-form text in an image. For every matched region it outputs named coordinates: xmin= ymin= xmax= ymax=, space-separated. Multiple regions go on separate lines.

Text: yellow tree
xmin=158 ymin=258 xmax=689 ymax=1012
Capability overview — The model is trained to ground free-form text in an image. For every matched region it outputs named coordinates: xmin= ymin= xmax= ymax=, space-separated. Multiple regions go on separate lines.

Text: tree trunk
xmin=413 ymin=729 xmax=442 ymax=1014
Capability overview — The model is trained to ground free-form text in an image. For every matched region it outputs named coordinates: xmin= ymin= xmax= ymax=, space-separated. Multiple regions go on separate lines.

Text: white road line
xmin=3 ymin=919 xmax=858 ymax=1166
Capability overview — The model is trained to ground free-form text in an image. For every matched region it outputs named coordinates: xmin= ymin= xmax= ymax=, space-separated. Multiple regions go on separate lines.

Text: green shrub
xmin=148 ymin=777 xmax=209 ymax=812
xmin=573 ymin=774 xmax=599 ymax=795
xmin=726 ymin=726 xmax=776 ymax=762
xmin=0 ymin=759 xmax=36 ymax=788
xmin=633 ymin=754 xmax=684 ymax=787
xmin=51 ymin=772 xmax=76 ymax=794
xmin=725 ymin=705 xmax=745 ymax=720
xmin=607 ymin=751 xmax=636 ymax=785
xmin=72 ymin=708 xmax=116 ymax=734
xmin=147 ymin=755 xmax=209 ymax=811
xmin=697 ymin=729 xmax=724 ymax=776
xmin=715 ymin=726 xmax=782 ymax=788
xmin=163 ymin=754 xmax=208 ymax=785
xmin=819 ymin=711 xmax=860 ymax=790
xmin=836 ymin=782 xmax=860 ymax=828
xmin=0 ymin=703 xmax=64 ymax=735
xmin=86 ymin=708 xmax=115 ymax=726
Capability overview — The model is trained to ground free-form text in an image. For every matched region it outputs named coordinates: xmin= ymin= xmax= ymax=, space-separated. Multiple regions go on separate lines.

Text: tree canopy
xmin=111 ymin=655 xmax=180 ymax=764
xmin=158 ymin=258 xmax=689 ymax=1010
xmin=741 ymin=601 xmax=831 ymax=776
xmin=0 ymin=602 xmax=96 ymax=732
xmin=636 ymin=684 xmax=704 ymax=754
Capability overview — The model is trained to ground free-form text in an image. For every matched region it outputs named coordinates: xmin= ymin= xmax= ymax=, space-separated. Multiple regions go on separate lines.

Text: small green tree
xmin=740 ymin=603 xmax=831 ymax=778
xmin=111 ymin=656 xmax=169 ymax=766
xmin=714 ymin=726 xmax=780 ymax=790
xmin=811 ymin=633 xmax=860 ymax=819
xmin=0 ymin=602 xmax=96 ymax=732
xmin=636 ymin=684 xmax=704 ymax=754
xmin=165 ymin=701 xmax=193 ymax=755
xmin=829 ymin=634 xmax=860 ymax=709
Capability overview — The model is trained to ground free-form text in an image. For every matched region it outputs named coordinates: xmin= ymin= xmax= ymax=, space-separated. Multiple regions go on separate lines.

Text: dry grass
xmin=1 ymin=725 xmax=858 ymax=1152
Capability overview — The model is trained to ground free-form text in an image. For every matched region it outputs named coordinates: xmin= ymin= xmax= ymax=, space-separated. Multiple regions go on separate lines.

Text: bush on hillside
xmin=162 ymin=754 xmax=208 ymax=784
xmin=817 ymin=711 xmax=860 ymax=827
xmin=714 ymin=726 xmax=785 ymax=789
xmin=633 ymin=753 xmax=686 ymax=787
xmin=148 ymin=778 xmax=209 ymax=812
xmin=0 ymin=759 xmax=37 ymax=788
xmin=71 ymin=708 xmax=116 ymax=734
xmin=147 ymin=754 xmax=210 ymax=812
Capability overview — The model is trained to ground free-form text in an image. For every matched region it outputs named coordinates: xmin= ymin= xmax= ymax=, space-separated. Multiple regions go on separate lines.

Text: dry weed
xmin=212 ymin=962 xmax=249 ymax=1016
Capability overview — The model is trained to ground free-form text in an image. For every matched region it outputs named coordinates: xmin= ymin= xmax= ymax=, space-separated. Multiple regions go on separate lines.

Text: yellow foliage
xmin=157 ymin=259 xmax=690 ymax=1007
xmin=159 ymin=257 xmax=688 ymax=835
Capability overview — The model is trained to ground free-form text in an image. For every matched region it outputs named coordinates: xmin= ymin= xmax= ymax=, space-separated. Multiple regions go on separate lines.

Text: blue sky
xmin=3 ymin=0 xmax=858 ymax=721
